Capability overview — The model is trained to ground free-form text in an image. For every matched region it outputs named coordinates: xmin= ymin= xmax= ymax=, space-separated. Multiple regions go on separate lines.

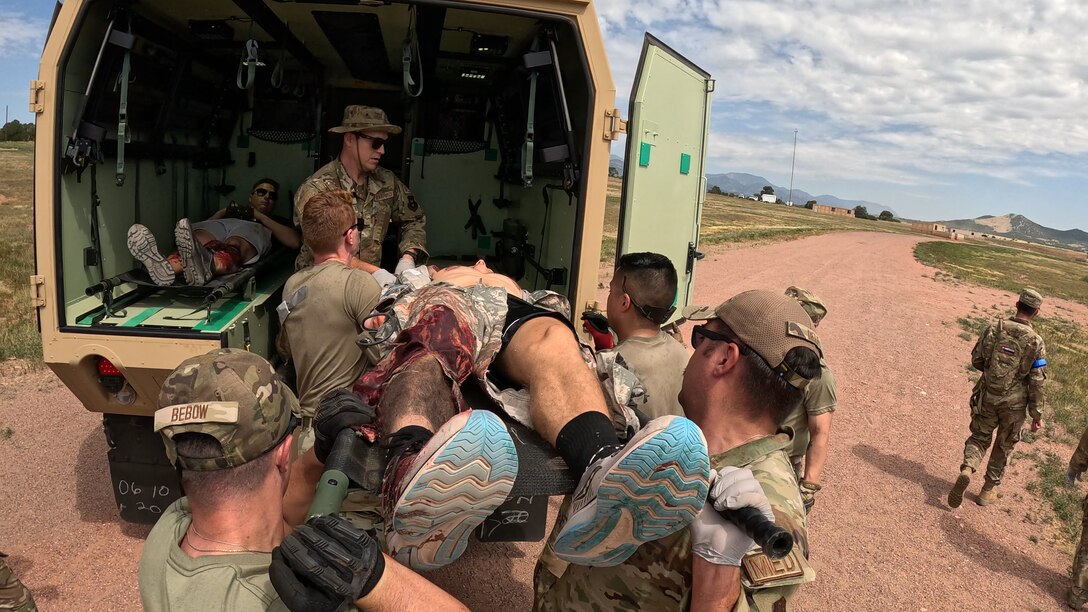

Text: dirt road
xmin=1 ymin=231 xmax=1084 ymax=610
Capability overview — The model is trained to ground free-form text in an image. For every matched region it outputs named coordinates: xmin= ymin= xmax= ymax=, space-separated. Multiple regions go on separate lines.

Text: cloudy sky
xmin=3 ymin=1 xmax=1086 ymax=229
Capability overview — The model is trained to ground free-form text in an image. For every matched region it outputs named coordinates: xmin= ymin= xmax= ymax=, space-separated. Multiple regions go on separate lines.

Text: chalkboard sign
xmin=476 ymin=495 xmax=548 ymax=542
xmin=108 ymin=459 xmax=183 ymax=524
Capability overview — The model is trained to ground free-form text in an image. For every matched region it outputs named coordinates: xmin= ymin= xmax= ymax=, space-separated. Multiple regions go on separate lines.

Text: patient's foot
xmin=174 ymin=218 xmax=213 ymax=286
xmin=553 ymin=415 xmax=710 ymax=567
xmin=383 ymin=410 xmax=518 ymax=570
xmin=127 ymin=225 xmax=175 ymax=286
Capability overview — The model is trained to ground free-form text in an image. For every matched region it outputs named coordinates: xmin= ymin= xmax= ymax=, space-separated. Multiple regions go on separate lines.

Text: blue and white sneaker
xmin=384 ymin=410 xmax=519 ymax=570
xmin=553 ymin=415 xmax=710 ymax=567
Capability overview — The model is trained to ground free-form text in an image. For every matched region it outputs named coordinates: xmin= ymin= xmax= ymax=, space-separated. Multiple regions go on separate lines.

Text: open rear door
xmin=617 ymin=34 xmax=713 ymax=321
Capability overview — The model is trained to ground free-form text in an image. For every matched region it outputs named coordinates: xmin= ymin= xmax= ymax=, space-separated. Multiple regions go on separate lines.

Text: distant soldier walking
xmin=1065 ymin=426 xmax=1088 ymax=609
xmin=948 ymin=288 xmax=1046 ymax=508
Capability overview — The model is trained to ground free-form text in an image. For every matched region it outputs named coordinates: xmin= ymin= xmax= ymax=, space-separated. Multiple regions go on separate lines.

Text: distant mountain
xmin=705 ymin=172 xmax=896 ymax=217
xmin=609 ymin=155 xmax=623 ymax=177
xmin=940 ymin=214 xmax=1088 ymax=250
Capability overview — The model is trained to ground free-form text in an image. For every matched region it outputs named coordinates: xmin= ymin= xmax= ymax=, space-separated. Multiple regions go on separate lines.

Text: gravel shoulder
xmin=1 ymin=230 xmax=1083 ymax=610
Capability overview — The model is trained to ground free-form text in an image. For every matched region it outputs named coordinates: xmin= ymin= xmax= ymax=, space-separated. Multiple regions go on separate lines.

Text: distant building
xmin=813 ymin=204 xmax=855 ymax=217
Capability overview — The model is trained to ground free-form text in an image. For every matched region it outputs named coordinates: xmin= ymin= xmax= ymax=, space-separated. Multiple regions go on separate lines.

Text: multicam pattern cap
xmin=784 ymin=286 xmax=827 ymax=327
xmin=328 ymin=105 xmax=402 ymax=134
xmin=684 ymin=290 xmax=822 ymax=388
xmin=1019 ymin=287 xmax=1043 ymax=310
xmin=154 ymin=348 xmax=299 ymax=471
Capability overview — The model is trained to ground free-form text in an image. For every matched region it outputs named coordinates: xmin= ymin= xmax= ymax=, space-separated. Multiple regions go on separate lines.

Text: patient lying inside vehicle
xmin=336 ymin=259 xmax=709 ymax=574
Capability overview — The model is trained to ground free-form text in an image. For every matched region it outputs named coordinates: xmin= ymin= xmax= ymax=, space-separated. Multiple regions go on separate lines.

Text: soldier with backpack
xmin=948 ymin=288 xmax=1047 ymax=508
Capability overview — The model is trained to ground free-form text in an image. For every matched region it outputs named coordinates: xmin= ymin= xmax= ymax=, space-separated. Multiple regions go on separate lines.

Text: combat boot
xmin=977 ymin=482 xmax=998 ymax=506
xmin=947 ymin=468 xmax=972 ymax=508
xmin=1068 ymin=586 xmax=1088 ymax=609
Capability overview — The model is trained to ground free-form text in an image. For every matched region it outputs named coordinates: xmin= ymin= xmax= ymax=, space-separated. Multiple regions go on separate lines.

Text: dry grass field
xmin=0 ymin=142 xmax=40 ymax=361
xmin=601 ymin=176 xmax=913 ymax=259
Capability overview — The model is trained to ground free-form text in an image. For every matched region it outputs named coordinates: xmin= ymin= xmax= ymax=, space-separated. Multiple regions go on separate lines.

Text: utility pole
xmin=787 ymin=129 xmax=797 ymax=206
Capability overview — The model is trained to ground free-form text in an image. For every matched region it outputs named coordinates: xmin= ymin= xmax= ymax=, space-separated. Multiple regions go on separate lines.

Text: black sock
xmin=555 ymin=412 xmax=622 ymax=480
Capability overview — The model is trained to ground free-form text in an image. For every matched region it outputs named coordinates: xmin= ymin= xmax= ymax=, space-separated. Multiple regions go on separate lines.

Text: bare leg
xmin=381 ymin=354 xmax=517 ymax=571
xmin=493 ymin=317 xmax=609 ymax=446
xmin=380 ymin=355 xmax=457 ymax=435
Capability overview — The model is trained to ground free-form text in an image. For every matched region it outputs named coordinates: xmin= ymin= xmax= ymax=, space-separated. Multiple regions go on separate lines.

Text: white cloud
xmin=595 ymin=0 xmax=1088 ymax=203
xmin=0 ymin=11 xmax=47 ymax=59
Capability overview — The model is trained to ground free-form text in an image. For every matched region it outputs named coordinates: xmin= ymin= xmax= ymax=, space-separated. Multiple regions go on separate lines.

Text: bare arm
xmin=281 ymin=448 xmax=323 ymax=530
xmin=254 ymin=210 xmax=302 ymax=250
xmin=208 ymin=208 xmax=228 ymax=220
xmin=348 ymin=256 xmax=380 ymax=274
xmin=691 ymin=557 xmax=741 ymax=612
xmin=357 ymin=555 xmax=469 ymax=611
xmin=803 ymin=411 xmax=833 ymax=484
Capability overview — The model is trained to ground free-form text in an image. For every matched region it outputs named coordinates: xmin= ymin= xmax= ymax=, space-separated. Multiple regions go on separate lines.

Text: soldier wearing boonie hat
xmin=294 ymin=104 xmax=428 ymax=279
xmin=948 ymin=286 xmax=1047 ymax=510
xmin=534 ymin=290 xmax=821 ymax=611
xmin=779 ymin=287 xmax=838 ymax=513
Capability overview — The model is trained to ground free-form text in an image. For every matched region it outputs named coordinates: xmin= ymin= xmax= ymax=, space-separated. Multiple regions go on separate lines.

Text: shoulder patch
xmin=1000 ymin=345 xmax=1017 ymax=355
xmin=407 ymin=195 xmax=419 ymax=211
xmin=741 ymin=547 xmax=806 ymax=587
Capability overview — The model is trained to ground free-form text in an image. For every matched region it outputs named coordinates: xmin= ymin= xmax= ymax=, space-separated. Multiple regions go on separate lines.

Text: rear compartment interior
xmin=55 ymin=0 xmax=594 ymax=355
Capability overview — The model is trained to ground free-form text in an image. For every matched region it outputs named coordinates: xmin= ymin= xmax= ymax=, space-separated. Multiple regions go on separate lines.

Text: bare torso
xmin=431 ymin=260 xmax=524 ymax=296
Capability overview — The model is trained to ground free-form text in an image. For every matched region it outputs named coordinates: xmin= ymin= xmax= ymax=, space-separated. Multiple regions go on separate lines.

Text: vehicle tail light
xmin=96 ymin=357 xmax=125 ymax=393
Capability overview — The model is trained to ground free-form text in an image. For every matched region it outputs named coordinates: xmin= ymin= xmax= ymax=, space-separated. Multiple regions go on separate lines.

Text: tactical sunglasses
xmin=356 ymin=133 xmax=388 ymax=149
xmin=691 ymin=325 xmax=751 ymax=356
xmin=253 ymin=188 xmax=278 ymax=201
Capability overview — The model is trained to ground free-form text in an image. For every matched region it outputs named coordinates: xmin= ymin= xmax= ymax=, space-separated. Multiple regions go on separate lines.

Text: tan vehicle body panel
xmin=34 ymin=0 xmax=618 ymax=417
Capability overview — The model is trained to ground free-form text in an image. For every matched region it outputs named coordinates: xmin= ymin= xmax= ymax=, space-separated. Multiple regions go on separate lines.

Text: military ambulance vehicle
xmin=33 ymin=0 xmax=713 ymax=524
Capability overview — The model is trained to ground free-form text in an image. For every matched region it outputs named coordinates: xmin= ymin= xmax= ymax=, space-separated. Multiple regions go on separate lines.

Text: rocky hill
xmin=940 ymin=214 xmax=1088 ymax=250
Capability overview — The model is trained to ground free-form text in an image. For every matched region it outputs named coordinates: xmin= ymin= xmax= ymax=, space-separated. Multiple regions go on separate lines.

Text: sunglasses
xmin=356 ymin=133 xmax=388 ymax=150
xmin=691 ymin=325 xmax=751 ymax=356
xmin=253 ymin=188 xmax=278 ymax=201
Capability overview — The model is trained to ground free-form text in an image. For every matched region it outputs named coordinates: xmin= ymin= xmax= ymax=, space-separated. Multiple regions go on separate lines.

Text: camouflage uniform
xmin=294 ymin=160 xmax=426 ymax=270
xmin=1067 ymin=428 xmax=1088 ymax=608
xmin=782 ymin=359 xmax=837 ymax=475
xmin=960 ymin=316 xmax=1047 ymax=485
xmin=533 ymin=432 xmax=814 ymax=611
xmin=0 ymin=553 xmax=36 ymax=612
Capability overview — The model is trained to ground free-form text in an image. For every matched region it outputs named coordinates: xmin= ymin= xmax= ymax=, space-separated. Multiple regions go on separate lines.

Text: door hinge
xmin=603 ymin=108 xmax=627 ymax=141
xmin=29 ymin=80 xmax=46 ymax=114
xmin=30 ymin=275 xmax=46 ymax=308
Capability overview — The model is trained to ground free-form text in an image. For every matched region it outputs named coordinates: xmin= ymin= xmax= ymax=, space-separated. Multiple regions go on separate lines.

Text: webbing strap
xmin=114 ymin=41 xmax=133 ymax=186
xmin=236 ymin=39 xmax=263 ymax=90
xmin=521 ymin=69 xmax=537 ymax=186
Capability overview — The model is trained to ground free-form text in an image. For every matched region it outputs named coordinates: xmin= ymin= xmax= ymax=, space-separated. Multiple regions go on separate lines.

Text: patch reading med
xmin=741 ymin=548 xmax=805 ymax=586
xmin=153 ymin=401 xmax=240 ymax=431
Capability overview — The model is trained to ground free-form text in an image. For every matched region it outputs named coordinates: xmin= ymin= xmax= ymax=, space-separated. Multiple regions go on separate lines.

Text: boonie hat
xmin=684 ymin=290 xmax=822 ymax=389
xmin=328 ymin=105 xmax=402 ymax=135
xmin=785 ymin=286 xmax=828 ymax=327
xmin=154 ymin=348 xmax=299 ymax=471
xmin=1019 ymin=287 xmax=1043 ymax=310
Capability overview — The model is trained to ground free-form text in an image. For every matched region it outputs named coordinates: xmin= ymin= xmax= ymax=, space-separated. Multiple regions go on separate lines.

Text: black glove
xmin=314 ymin=389 xmax=376 ymax=464
xmin=269 ymin=515 xmax=386 ymax=612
